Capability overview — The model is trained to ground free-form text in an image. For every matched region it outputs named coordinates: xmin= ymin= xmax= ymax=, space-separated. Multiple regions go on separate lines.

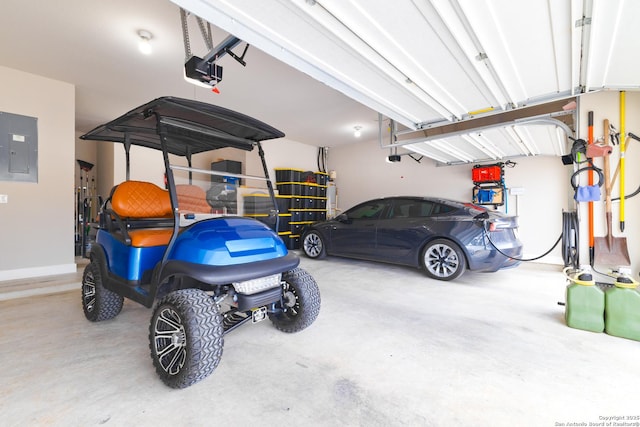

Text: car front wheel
xmin=302 ymin=231 xmax=326 ymax=259
xmin=149 ymin=289 xmax=224 ymax=389
xmin=421 ymin=239 xmax=466 ymax=281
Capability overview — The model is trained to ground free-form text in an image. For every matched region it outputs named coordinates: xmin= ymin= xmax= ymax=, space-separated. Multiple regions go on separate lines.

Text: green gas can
xmin=565 ymin=272 xmax=605 ymax=333
xmin=605 ymin=277 xmax=640 ymax=341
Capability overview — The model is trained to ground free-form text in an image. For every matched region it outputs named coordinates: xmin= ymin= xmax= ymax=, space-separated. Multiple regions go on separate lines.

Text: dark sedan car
xmin=301 ymin=196 xmax=522 ymax=281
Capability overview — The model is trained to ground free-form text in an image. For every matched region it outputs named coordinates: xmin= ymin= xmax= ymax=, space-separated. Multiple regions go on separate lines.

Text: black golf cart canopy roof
xmin=80 ymin=96 xmax=285 ymax=156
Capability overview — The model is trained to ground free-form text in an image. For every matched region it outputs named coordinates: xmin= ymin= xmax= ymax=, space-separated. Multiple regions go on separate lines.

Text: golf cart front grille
xmin=232 ymin=274 xmax=281 ymax=295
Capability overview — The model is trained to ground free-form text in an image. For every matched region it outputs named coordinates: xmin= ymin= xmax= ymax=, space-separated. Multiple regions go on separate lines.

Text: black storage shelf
xmin=285 ymin=234 xmax=301 ymax=250
xmin=289 ymin=220 xmax=314 ymax=234
xmin=243 ymin=193 xmax=273 ymax=215
xmin=275 ymin=168 xmax=304 ymax=183
xmin=273 ymin=168 xmax=329 ymax=249
xmin=276 ymin=182 xmax=302 ymax=195
xmin=315 ymin=172 xmax=329 ymax=185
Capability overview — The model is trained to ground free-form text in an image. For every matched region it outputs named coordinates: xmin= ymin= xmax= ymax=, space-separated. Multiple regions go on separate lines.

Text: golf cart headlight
xmin=233 ymin=274 xmax=281 ymax=295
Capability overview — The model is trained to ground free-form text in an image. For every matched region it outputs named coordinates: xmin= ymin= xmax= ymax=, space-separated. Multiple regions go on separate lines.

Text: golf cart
xmin=80 ymin=96 xmax=321 ymax=389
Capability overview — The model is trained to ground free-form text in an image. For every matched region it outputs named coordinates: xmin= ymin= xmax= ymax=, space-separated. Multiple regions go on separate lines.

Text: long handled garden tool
xmin=619 ymin=91 xmax=626 ymax=232
xmin=587 ymin=111 xmax=595 ymax=266
xmin=594 ymin=119 xmax=630 ymax=266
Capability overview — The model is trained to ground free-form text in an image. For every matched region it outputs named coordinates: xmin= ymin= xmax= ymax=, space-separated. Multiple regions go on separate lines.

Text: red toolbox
xmin=472 ymin=164 xmax=502 ymax=183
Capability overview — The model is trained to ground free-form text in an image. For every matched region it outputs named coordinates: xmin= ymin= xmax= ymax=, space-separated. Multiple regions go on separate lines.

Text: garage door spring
xmin=482 ymin=211 xmax=578 ymax=267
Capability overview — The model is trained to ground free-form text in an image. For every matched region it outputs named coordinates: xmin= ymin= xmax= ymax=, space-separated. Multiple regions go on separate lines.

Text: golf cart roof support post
xmin=124 ymin=133 xmax=132 ymax=181
xmin=257 ymin=141 xmax=280 ymax=231
xmin=156 ymin=114 xmax=181 ymax=266
xmin=186 ymin=150 xmax=193 ymax=184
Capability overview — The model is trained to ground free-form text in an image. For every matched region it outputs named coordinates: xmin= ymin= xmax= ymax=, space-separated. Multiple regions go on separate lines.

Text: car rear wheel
xmin=149 ymin=289 xmax=224 ymax=389
xmin=302 ymin=231 xmax=326 ymax=259
xmin=269 ymin=268 xmax=321 ymax=333
xmin=421 ymin=239 xmax=466 ymax=281
xmin=81 ymin=261 xmax=124 ymax=321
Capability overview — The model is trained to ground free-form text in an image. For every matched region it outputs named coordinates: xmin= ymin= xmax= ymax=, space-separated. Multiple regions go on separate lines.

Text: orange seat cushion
xmin=128 ymin=228 xmax=173 ymax=247
xmin=111 ymin=181 xmax=173 ymax=219
xmin=109 ymin=181 xmax=174 ymax=248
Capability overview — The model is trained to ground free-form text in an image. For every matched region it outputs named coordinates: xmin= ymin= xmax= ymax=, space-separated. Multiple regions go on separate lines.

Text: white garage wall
xmin=251 ymin=138 xmax=320 ymax=182
xmin=0 ymin=66 xmax=76 ymax=280
xmin=74 ymin=130 xmax=97 ymax=190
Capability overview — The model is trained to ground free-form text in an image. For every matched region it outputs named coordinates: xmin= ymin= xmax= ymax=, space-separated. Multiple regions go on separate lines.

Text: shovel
xmin=594 ymin=119 xmax=631 ymax=266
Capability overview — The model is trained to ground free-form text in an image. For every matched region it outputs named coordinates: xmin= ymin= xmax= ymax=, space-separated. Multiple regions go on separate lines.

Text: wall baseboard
xmin=0 ymin=263 xmax=77 ymax=282
xmin=530 ymin=255 xmax=563 ymax=266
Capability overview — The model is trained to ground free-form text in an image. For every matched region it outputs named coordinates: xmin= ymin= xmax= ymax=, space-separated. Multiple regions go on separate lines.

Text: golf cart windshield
xmin=170 ymin=163 xmax=276 ymax=227
xmin=81 ymin=96 xmax=285 ymax=228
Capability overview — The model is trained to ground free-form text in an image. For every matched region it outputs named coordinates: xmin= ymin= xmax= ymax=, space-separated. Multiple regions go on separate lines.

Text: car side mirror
xmin=336 ymin=213 xmax=349 ymax=223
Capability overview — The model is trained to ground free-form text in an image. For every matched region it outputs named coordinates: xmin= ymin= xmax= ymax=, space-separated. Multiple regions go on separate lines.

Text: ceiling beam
xmin=393 ymin=98 xmax=576 ymax=145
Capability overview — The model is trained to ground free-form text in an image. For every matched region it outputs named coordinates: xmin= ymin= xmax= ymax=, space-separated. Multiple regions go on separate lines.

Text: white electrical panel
xmin=0 ymin=111 xmax=38 ymax=183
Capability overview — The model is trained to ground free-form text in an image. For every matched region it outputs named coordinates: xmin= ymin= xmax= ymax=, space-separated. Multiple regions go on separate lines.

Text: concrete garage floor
xmin=1 ymin=256 xmax=639 ymax=426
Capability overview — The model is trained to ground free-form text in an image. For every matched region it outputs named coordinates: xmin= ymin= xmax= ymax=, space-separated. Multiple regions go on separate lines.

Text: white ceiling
xmin=2 ymin=0 xmax=639 ymax=164
xmin=0 ymin=0 xmax=378 ymax=147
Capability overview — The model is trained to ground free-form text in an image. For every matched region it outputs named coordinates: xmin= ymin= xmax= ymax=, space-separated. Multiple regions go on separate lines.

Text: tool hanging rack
xmin=471 ymin=163 xmax=506 ymax=207
xmin=75 ymin=159 xmax=102 ymax=258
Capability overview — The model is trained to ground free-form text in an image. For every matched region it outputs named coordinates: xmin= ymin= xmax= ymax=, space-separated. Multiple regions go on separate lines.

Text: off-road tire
xmin=149 ymin=289 xmax=224 ymax=389
xmin=302 ymin=231 xmax=327 ymax=259
xmin=81 ymin=261 xmax=124 ymax=321
xmin=421 ymin=238 xmax=467 ymax=281
xmin=268 ymin=267 xmax=321 ymax=333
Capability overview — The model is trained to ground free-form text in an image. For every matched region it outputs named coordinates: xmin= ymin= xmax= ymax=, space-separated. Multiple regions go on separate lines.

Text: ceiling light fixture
xmin=354 ymin=126 xmax=362 ymax=138
xmin=137 ymin=30 xmax=153 ymax=55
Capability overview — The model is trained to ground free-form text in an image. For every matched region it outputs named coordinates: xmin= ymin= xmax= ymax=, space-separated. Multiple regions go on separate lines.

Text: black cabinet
xmin=272 ymin=168 xmax=329 ymax=250
xmin=211 ymin=160 xmax=242 ymax=184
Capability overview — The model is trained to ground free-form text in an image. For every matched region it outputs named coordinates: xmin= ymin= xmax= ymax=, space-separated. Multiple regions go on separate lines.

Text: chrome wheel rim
xmin=281 ymin=282 xmax=300 ymax=316
xmin=82 ymin=270 xmax=96 ymax=313
xmin=425 ymin=244 xmax=459 ymax=278
xmin=153 ymin=308 xmax=187 ymax=376
xmin=303 ymin=233 xmax=323 ymax=257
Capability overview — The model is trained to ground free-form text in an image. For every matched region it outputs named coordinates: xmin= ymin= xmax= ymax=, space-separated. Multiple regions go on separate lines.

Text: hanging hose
xmin=482 ymin=211 xmax=578 ymax=267
xmin=484 ymin=226 xmax=561 ymax=262
xmin=562 ymin=211 xmax=579 ymax=269
xmin=612 ymin=184 xmax=640 ymax=202
xmin=317 ymin=147 xmax=328 ymax=173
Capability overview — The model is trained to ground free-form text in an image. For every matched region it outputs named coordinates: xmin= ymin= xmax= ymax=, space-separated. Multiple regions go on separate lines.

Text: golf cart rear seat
xmin=108 ymin=180 xmax=174 ymax=247
xmin=176 ymin=184 xmax=212 ymax=214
